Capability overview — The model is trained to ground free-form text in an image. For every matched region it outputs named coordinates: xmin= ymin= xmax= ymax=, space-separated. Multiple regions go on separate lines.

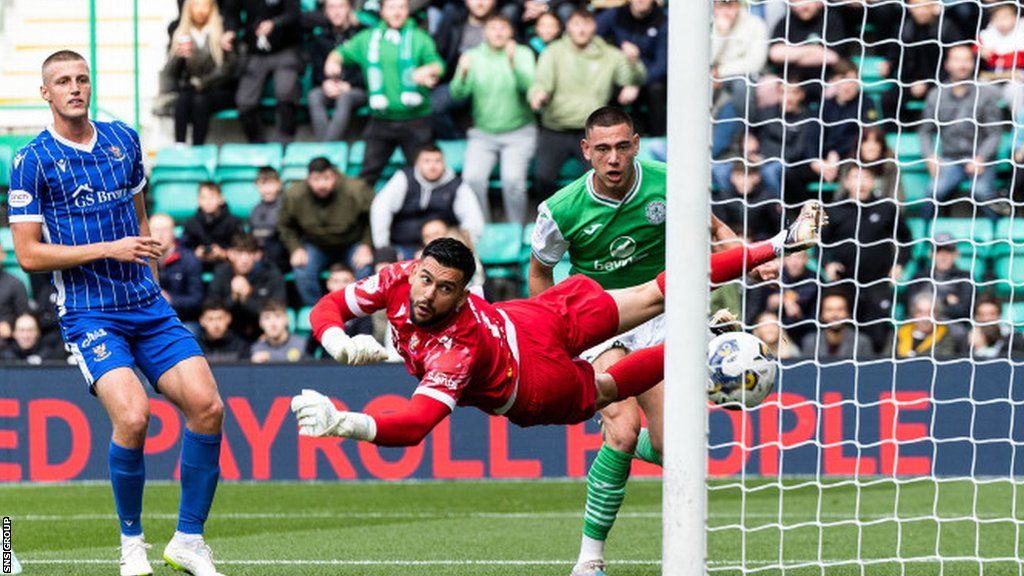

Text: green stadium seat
xmin=0 ymin=145 xmax=11 ymax=188
xmin=437 ymin=139 xmax=467 ymax=174
xmin=558 ymin=157 xmax=586 ymax=185
xmin=900 ymin=171 xmax=931 ymax=205
xmin=151 ymin=145 xmax=217 ymax=182
xmin=283 ymin=142 xmax=349 ymax=183
xmin=992 ymin=218 xmax=1024 ymax=258
xmin=221 ymin=181 xmax=261 ymax=219
xmin=992 ymin=255 xmax=1024 ymax=298
xmin=0 ymin=228 xmax=13 ymax=252
xmin=296 ymin=306 xmax=314 ymax=335
xmin=553 ymin=256 xmax=573 ymax=284
xmin=1005 ymin=300 xmax=1024 ymax=326
xmin=152 ymin=181 xmax=201 ymax=221
xmin=931 ymin=218 xmax=994 ymax=265
xmin=885 ymin=132 xmax=927 ymax=167
xmin=852 ymin=55 xmax=888 ymax=81
xmin=216 ymin=143 xmax=283 ymax=182
xmin=477 ymin=223 xmax=523 ymax=266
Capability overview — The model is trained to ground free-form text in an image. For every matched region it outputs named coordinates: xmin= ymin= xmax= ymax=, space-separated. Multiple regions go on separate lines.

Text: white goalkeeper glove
xmin=771 ymin=200 xmax=828 ymax=255
xmin=290 ymin=389 xmax=376 ymax=440
xmin=320 ymin=326 xmax=389 ymax=365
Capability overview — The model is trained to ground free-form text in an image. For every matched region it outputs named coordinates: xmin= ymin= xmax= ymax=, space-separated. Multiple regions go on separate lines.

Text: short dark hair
xmin=308 ymin=156 xmax=335 ymax=173
xmin=198 ymin=181 xmax=222 ymax=195
xmin=229 ymin=232 xmax=260 ymax=252
xmin=585 ymin=106 xmax=634 ymax=137
xmin=421 ymin=238 xmax=476 ymax=287
xmin=42 ymin=50 xmax=87 ymax=79
xmin=256 ymin=166 xmax=280 ymax=181
xmin=975 ymin=292 xmax=1003 ymax=314
xmin=416 ymin=144 xmax=443 ymax=159
xmin=567 ymin=7 xmax=595 ymax=22
xmin=260 ymin=299 xmax=289 ymax=315
xmin=201 ymin=299 xmax=231 ymax=315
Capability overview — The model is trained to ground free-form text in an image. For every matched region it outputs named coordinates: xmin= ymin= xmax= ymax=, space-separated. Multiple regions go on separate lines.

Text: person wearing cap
xmin=277 ymin=156 xmax=376 ymax=305
xmin=903 ymin=232 xmax=974 ymax=321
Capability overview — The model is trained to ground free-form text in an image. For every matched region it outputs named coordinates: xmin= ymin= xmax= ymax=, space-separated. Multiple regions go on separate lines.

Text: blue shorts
xmin=59 ymin=296 xmax=204 ymax=393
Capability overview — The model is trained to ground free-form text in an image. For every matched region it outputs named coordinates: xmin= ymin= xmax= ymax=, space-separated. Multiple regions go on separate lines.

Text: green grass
xmin=3 ymin=478 xmax=1022 ymax=575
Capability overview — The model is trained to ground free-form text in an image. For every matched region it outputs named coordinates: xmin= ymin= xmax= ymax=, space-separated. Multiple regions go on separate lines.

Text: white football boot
xmin=163 ymin=533 xmax=225 ymax=576
xmin=119 ymin=534 xmax=153 ymax=576
xmin=570 ymin=558 xmax=608 ymax=576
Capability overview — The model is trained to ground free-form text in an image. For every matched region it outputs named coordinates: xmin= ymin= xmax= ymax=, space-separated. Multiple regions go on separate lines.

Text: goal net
xmin=702 ymin=0 xmax=1024 ymax=573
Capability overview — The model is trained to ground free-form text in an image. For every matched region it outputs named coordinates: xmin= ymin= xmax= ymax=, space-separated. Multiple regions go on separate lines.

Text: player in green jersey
xmin=529 ymin=107 xmax=779 ymax=576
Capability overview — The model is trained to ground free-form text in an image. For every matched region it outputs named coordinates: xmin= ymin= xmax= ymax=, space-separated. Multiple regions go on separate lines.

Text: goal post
xmin=663 ymin=0 xmax=712 ymax=575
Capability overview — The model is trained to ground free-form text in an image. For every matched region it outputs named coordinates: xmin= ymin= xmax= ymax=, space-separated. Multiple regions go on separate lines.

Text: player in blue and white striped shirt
xmin=8 ymin=50 xmax=226 ymax=576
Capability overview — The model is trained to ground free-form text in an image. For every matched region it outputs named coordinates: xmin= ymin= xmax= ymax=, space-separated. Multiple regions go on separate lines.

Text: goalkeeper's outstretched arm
xmin=309 ymin=287 xmax=389 ymax=365
xmin=291 ymin=389 xmax=451 ymax=447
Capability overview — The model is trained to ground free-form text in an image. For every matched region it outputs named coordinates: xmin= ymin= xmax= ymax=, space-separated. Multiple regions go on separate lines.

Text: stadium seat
xmin=282 ymin=142 xmax=349 ymax=183
xmin=221 ymin=181 xmax=262 ymax=219
xmin=216 ymin=143 xmax=283 ymax=182
xmin=1005 ymin=300 xmax=1024 ymax=327
xmin=0 ymin=227 xmax=13 ymax=251
xmin=296 ymin=306 xmax=314 ymax=335
xmin=0 ymin=145 xmax=11 ymax=188
xmin=151 ymin=145 xmax=217 ymax=183
xmin=991 ymin=255 xmax=1024 ymax=298
xmin=553 ymin=256 xmax=573 ymax=284
xmin=885 ymin=132 xmax=927 ymax=167
xmin=152 ymin=181 xmax=201 ymax=221
xmin=931 ymin=217 xmax=994 ymax=265
xmin=900 ymin=171 xmax=931 ymax=206
xmin=638 ymin=137 xmax=666 ymax=162
xmin=437 ymin=140 xmax=467 ymax=174
xmin=992 ymin=218 xmax=1024 ymax=259
xmin=477 ymin=223 xmax=523 ymax=266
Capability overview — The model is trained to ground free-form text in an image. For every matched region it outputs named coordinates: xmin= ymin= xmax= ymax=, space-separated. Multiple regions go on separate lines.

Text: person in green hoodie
xmin=449 ymin=14 xmax=537 ymax=224
xmin=323 ymin=0 xmax=444 ymax=185
xmin=529 ymin=8 xmax=646 ymax=201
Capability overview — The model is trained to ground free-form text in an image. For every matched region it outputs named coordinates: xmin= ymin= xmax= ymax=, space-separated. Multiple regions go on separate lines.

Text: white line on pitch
xmin=12 ymin=511 xmax=662 ymax=521
xmin=21 ymin=559 xmax=662 ymax=566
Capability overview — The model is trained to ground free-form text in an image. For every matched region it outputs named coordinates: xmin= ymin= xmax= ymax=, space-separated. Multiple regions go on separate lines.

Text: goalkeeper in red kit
xmin=290 ymin=200 xmax=823 ymax=445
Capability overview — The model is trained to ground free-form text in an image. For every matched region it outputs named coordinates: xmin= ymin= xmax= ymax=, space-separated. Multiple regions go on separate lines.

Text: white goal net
xmin=701 ymin=0 xmax=1024 ymax=573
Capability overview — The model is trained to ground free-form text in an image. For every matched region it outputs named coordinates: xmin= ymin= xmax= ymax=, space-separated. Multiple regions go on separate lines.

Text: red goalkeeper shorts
xmin=496 ymin=275 xmax=620 ymax=427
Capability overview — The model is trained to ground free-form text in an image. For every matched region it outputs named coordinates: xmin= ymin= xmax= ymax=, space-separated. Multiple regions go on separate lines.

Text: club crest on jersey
xmin=55 ymin=158 xmax=67 ymax=172
xmin=108 ymin=145 xmax=124 ymax=160
xmin=409 ymin=334 xmax=420 ymax=350
xmin=645 ymin=200 xmax=666 ymax=225
xmin=609 ymin=236 xmax=637 ymax=259
xmin=92 ymin=343 xmax=111 ymax=362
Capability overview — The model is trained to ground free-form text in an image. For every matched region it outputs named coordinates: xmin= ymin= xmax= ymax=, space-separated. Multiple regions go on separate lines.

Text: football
xmin=707 ymin=331 xmax=777 ymax=409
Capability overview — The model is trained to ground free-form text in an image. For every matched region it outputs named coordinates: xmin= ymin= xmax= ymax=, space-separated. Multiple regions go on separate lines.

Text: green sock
xmin=582 ymin=444 xmax=633 ymax=542
xmin=634 ymin=428 xmax=662 ymax=466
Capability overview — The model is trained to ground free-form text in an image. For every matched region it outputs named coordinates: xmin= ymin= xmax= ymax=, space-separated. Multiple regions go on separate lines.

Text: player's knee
xmin=602 ymin=415 xmax=641 ymax=454
xmin=188 ymin=394 xmax=224 ymax=433
xmin=116 ymin=410 xmax=150 ymax=442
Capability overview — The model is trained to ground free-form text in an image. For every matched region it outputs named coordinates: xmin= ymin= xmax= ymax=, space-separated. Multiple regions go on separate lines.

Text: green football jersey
xmin=531 ymin=159 xmax=666 ymax=289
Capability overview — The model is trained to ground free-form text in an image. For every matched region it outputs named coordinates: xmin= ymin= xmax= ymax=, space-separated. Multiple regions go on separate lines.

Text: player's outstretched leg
xmin=157 ymin=358 xmax=225 ymax=576
xmin=95 ymin=369 xmax=155 ymax=576
xmin=594 ymin=344 xmax=665 ymax=410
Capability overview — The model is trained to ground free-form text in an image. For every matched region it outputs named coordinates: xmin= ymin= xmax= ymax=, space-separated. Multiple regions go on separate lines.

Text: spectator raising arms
xmin=225 ymin=0 xmax=304 ymax=143
xmin=162 ymin=0 xmax=237 ymax=145
xmin=307 ymin=0 xmax=366 ymax=142
xmin=181 ymin=182 xmax=245 ymax=271
xmin=450 ymin=14 xmax=537 ymax=224
xmin=530 ymin=9 xmax=645 ymax=200
xmin=324 ymin=0 xmax=445 ymax=185
xmin=278 ymin=157 xmax=376 ymax=305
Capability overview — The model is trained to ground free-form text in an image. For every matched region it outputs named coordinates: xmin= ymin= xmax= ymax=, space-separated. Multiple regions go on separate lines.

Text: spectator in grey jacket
xmin=919 ymin=45 xmax=1005 ymax=220
xmin=249 ymin=166 xmax=288 ymax=271
xmin=370 ymin=145 xmax=485 ymax=258
xmin=801 ymin=291 xmax=875 ymax=362
xmin=0 ymin=244 xmax=29 ymax=341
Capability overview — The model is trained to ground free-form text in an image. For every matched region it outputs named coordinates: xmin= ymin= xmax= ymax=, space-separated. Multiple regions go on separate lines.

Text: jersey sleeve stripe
xmin=413 ymin=386 xmax=456 ymax=410
xmin=344 ymin=283 xmax=369 ymax=318
xmin=9 ymin=214 xmax=44 ymax=223
xmin=130 ymin=176 xmax=147 ymax=195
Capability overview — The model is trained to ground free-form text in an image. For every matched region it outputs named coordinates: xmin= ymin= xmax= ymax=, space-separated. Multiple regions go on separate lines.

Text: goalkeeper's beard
xmin=409 ymin=295 xmax=454 ymax=327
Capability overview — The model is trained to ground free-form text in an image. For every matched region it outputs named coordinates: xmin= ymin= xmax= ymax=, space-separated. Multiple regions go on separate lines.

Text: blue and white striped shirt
xmin=7 ymin=120 xmax=161 ymax=315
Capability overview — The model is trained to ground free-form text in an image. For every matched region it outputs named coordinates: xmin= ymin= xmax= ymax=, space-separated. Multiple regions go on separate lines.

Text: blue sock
xmin=108 ymin=441 xmax=145 ymax=537
xmin=177 ymin=429 xmax=221 ymax=534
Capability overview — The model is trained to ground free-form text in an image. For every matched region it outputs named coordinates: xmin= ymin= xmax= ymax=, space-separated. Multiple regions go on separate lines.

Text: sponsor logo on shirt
xmin=71 ymin=184 xmax=129 ymax=208
xmin=583 ymin=223 xmax=602 ymax=235
xmin=8 ymin=190 xmax=32 ymax=208
xmin=55 ymin=159 xmax=67 ymax=172
xmin=425 ymin=372 xmax=460 ymax=391
xmin=12 ymin=152 xmax=25 ymax=170
xmin=609 ymin=236 xmax=637 ymax=259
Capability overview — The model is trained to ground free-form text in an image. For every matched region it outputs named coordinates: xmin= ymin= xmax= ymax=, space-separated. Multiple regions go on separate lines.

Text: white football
xmin=707 ymin=331 xmax=777 ymax=409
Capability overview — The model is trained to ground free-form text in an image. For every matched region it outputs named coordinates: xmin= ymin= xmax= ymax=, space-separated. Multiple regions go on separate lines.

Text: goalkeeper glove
xmin=320 ymin=327 xmax=389 ymax=365
xmin=771 ymin=200 xmax=828 ymax=254
xmin=290 ymin=389 xmax=376 ymax=440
